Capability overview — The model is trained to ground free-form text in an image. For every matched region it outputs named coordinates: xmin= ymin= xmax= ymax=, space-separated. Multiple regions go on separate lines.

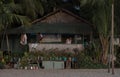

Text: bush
xmin=114 ymin=46 xmax=120 ymax=68
xmin=0 ymin=62 xmax=5 ymax=69
xmin=76 ymin=52 xmax=107 ymax=69
xmin=19 ymin=48 xmax=108 ymax=69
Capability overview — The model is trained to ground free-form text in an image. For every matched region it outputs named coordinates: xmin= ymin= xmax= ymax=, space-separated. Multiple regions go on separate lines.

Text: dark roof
xmin=3 ymin=22 xmax=92 ymax=34
xmin=25 ymin=23 xmax=93 ymax=34
xmin=2 ymin=9 xmax=94 ymax=34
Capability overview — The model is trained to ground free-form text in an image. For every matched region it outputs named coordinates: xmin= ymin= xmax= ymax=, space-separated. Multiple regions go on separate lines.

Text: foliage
xmin=18 ymin=48 xmax=108 ymax=69
xmin=115 ymin=46 xmax=120 ymax=67
xmin=0 ymin=51 xmax=5 ymax=69
xmin=0 ymin=62 xmax=5 ymax=69
xmin=0 ymin=0 xmax=30 ymax=31
xmin=80 ymin=0 xmax=112 ymax=64
xmin=0 ymin=51 xmax=3 ymax=57
xmin=76 ymin=51 xmax=107 ymax=69
xmin=11 ymin=51 xmax=24 ymax=59
xmin=16 ymin=0 xmax=44 ymax=20
xmin=114 ymin=0 xmax=120 ymax=34
xmin=85 ymin=39 xmax=102 ymax=63
xmin=19 ymin=52 xmax=29 ymax=67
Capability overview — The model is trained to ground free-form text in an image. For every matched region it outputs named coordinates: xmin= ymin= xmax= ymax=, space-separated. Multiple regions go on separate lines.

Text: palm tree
xmin=0 ymin=0 xmax=44 ymax=56
xmin=80 ymin=0 xmax=112 ymax=64
xmin=0 ymin=0 xmax=31 ymax=29
xmin=0 ymin=0 xmax=30 ymax=55
xmin=17 ymin=0 xmax=44 ymax=20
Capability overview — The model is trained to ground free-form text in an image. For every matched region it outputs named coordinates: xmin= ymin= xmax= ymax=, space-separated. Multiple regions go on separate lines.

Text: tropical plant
xmin=114 ymin=0 xmax=120 ymax=35
xmin=76 ymin=51 xmax=107 ymax=69
xmin=16 ymin=0 xmax=44 ymax=20
xmin=80 ymin=0 xmax=112 ymax=64
xmin=0 ymin=0 xmax=30 ymax=29
xmin=114 ymin=46 xmax=120 ymax=67
xmin=85 ymin=39 xmax=102 ymax=63
xmin=0 ymin=0 xmax=31 ymax=55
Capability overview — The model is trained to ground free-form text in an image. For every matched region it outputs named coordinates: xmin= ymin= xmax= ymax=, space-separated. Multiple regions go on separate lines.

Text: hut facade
xmin=0 ymin=9 xmax=95 ymax=53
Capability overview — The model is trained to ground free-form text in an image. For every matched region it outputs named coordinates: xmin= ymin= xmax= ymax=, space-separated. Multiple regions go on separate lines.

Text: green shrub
xmin=0 ymin=62 xmax=5 ymax=69
xmin=76 ymin=52 xmax=107 ymax=69
xmin=19 ymin=48 xmax=108 ymax=69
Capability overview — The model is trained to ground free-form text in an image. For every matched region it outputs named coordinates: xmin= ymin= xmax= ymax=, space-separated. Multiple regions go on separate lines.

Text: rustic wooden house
xmin=0 ymin=9 xmax=95 ymax=53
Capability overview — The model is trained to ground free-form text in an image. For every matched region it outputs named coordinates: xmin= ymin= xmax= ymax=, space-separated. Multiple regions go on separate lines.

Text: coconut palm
xmin=17 ymin=0 xmax=44 ymax=20
xmin=0 ymin=0 xmax=30 ymax=54
xmin=0 ymin=0 xmax=30 ymax=30
xmin=80 ymin=0 xmax=112 ymax=64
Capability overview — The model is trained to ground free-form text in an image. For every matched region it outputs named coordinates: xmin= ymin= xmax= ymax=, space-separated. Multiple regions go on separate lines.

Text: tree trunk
xmin=99 ymin=35 xmax=109 ymax=64
xmin=6 ymin=34 xmax=10 ymax=56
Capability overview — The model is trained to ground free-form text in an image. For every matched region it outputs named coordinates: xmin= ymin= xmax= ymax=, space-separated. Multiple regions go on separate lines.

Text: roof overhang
xmin=2 ymin=22 xmax=93 ymax=35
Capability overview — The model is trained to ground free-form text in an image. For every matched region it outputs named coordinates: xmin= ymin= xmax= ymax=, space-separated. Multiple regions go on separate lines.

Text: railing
xmin=29 ymin=43 xmax=84 ymax=52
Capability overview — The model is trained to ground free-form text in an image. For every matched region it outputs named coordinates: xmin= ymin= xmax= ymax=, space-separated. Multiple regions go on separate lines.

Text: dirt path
xmin=0 ymin=69 xmax=120 ymax=77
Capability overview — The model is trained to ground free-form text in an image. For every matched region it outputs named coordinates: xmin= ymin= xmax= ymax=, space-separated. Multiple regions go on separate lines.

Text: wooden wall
xmin=41 ymin=11 xmax=82 ymax=24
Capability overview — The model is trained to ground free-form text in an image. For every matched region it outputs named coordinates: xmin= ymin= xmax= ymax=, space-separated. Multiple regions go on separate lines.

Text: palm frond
xmin=80 ymin=0 xmax=98 ymax=6
xmin=0 ymin=0 xmax=32 ymax=31
xmin=34 ymin=0 xmax=44 ymax=15
xmin=19 ymin=0 xmax=44 ymax=19
xmin=0 ymin=13 xmax=30 ymax=27
xmin=80 ymin=0 xmax=112 ymax=37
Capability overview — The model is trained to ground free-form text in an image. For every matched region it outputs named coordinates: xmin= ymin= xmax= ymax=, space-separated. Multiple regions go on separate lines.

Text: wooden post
xmin=111 ymin=0 xmax=115 ymax=75
xmin=108 ymin=38 xmax=112 ymax=73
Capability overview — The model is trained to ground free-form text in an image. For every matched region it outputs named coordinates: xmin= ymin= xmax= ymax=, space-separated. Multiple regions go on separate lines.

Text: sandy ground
xmin=0 ymin=69 xmax=120 ymax=77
